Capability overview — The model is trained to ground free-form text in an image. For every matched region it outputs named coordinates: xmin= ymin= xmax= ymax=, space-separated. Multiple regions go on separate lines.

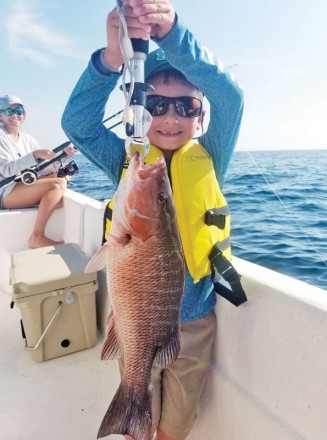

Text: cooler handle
xmin=25 ymin=301 xmax=62 ymax=351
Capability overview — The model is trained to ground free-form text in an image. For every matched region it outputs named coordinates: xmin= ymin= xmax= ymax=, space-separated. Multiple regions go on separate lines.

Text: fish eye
xmin=157 ymin=193 xmax=168 ymax=205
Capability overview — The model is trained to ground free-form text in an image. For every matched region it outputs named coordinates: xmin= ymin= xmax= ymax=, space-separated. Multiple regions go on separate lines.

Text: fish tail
xmin=97 ymin=381 xmax=152 ymax=440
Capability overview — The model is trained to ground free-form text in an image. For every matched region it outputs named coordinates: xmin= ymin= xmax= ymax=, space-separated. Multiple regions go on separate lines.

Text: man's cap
xmin=0 ymin=94 xmax=24 ymax=110
xmin=145 ymin=49 xmax=173 ymax=82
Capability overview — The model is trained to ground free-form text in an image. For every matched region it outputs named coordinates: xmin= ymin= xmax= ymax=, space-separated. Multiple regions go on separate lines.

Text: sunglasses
xmin=146 ymin=95 xmax=202 ymax=118
xmin=1 ymin=107 xmax=25 ymax=116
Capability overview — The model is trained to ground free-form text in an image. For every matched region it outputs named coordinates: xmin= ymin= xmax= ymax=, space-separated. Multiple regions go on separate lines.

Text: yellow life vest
xmin=103 ymin=140 xmax=231 ymax=283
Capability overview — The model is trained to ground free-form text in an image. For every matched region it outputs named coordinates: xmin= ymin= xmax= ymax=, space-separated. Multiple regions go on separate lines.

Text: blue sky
xmin=0 ymin=0 xmax=326 ymax=151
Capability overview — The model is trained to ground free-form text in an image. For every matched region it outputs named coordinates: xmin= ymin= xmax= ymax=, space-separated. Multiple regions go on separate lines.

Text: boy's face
xmin=146 ymin=78 xmax=203 ymax=158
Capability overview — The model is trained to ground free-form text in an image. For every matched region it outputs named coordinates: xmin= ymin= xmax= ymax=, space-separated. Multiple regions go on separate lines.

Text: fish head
xmin=115 ymin=152 xmax=175 ymax=242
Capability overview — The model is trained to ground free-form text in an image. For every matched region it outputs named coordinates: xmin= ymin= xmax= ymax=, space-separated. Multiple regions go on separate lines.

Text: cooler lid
xmin=11 ymin=243 xmax=97 ymax=298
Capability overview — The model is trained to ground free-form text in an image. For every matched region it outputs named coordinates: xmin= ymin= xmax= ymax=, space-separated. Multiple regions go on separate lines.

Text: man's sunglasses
xmin=146 ymin=95 xmax=202 ymax=118
xmin=1 ymin=107 xmax=25 ymax=116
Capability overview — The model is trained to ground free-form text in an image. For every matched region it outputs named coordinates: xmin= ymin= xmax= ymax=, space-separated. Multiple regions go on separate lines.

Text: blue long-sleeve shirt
xmin=62 ymin=17 xmax=244 ymax=322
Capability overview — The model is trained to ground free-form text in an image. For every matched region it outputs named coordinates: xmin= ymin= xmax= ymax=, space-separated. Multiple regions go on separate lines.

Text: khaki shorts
xmin=118 ymin=310 xmax=216 ymax=438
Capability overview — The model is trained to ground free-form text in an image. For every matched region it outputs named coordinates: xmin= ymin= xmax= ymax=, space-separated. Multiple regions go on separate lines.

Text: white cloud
xmin=5 ymin=0 xmax=87 ymax=67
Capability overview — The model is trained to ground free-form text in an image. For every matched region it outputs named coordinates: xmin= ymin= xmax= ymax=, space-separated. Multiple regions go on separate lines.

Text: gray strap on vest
xmin=205 ymin=208 xmax=247 ymax=306
xmin=209 ymin=244 xmax=247 ymax=307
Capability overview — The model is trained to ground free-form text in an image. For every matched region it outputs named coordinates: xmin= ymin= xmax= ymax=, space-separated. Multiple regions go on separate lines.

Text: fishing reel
xmin=15 ymin=169 xmax=38 ymax=185
xmin=57 ymin=160 xmax=79 ymax=178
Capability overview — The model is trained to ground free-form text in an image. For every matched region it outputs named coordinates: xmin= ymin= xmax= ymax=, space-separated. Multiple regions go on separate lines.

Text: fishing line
xmin=102 ymin=23 xmax=326 ymax=269
xmin=237 ymin=142 xmax=327 ymax=268
xmin=229 ymin=69 xmax=327 ymax=270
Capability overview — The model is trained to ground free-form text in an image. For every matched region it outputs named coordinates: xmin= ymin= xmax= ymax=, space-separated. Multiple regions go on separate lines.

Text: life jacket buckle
xmin=205 ymin=209 xmax=226 ymax=230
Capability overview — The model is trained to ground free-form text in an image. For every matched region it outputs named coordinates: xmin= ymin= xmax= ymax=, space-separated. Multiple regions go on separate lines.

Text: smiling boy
xmin=62 ymin=1 xmax=244 ymax=439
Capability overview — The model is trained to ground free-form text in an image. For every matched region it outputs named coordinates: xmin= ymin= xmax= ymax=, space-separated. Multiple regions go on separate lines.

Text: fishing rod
xmin=0 ymin=141 xmax=78 ymax=189
xmin=103 ymin=109 xmax=123 ymax=129
xmin=116 ymin=0 xmax=153 ymax=158
xmin=0 ymin=107 xmax=126 ymax=190
xmin=1 ymin=0 xmax=155 ymax=190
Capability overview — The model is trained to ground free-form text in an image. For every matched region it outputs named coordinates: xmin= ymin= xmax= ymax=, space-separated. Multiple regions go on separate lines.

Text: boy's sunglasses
xmin=146 ymin=95 xmax=202 ymax=118
xmin=1 ymin=107 xmax=25 ymax=116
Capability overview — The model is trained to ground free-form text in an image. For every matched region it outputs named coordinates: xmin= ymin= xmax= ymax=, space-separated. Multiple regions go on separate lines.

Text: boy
xmin=62 ymin=1 xmax=244 ymax=439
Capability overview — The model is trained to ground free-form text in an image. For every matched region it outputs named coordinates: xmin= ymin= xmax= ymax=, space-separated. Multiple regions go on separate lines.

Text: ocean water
xmin=70 ymin=149 xmax=327 ymax=290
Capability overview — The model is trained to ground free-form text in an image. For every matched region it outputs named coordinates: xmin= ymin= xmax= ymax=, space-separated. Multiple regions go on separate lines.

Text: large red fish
xmin=85 ymin=152 xmax=185 ymax=440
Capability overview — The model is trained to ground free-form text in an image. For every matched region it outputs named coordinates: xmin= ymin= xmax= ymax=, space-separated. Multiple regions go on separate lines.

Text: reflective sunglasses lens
xmin=15 ymin=107 xmax=25 ymax=115
xmin=175 ymin=97 xmax=202 ymax=117
xmin=146 ymin=96 xmax=168 ymax=116
xmin=2 ymin=109 xmax=14 ymax=116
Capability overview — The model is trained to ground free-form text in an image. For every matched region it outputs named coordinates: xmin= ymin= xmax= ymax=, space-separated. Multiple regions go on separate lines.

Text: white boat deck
xmin=1 ymin=190 xmax=327 ymax=440
xmin=0 ymin=289 xmax=121 ymax=439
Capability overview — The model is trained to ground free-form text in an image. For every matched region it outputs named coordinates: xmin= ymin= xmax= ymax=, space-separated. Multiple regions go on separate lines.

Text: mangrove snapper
xmin=85 ymin=152 xmax=184 ymax=440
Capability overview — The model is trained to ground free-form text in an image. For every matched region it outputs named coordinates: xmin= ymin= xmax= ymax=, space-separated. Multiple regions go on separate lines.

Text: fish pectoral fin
xmin=101 ymin=315 xmax=122 ymax=360
xmin=153 ymin=325 xmax=181 ymax=368
xmin=84 ymin=232 xmax=131 ymax=273
xmin=85 ymin=243 xmax=111 ymax=272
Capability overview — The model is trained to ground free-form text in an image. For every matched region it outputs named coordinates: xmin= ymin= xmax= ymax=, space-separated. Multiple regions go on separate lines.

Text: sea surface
xmin=70 ymin=149 xmax=327 ymax=290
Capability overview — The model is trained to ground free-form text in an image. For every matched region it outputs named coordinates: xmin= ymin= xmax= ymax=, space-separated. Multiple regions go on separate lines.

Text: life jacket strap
xmin=102 ymin=202 xmax=113 ymax=245
xmin=209 ymin=243 xmax=247 ymax=307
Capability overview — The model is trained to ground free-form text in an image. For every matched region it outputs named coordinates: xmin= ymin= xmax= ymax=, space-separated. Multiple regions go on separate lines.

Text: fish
xmin=85 ymin=152 xmax=185 ymax=440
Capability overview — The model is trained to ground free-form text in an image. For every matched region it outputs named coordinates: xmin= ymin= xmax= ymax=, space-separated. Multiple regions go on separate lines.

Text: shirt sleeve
xmin=62 ymin=19 xmax=244 ymax=189
xmin=0 ymin=131 xmax=37 ymax=179
xmin=61 ymin=50 xmax=126 ymax=188
xmin=153 ymin=16 xmax=244 ymax=187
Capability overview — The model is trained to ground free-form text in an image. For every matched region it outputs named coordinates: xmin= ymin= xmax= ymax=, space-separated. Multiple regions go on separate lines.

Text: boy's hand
xmin=104 ymin=4 xmax=152 ymax=69
xmin=129 ymin=0 xmax=176 ymax=39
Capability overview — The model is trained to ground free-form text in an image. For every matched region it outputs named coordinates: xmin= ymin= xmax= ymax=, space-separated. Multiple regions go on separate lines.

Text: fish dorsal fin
xmin=101 ymin=314 xmax=123 ymax=360
xmin=153 ymin=324 xmax=181 ymax=368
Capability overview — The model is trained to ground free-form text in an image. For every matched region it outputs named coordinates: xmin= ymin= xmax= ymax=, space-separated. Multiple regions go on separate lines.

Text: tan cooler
xmin=11 ymin=243 xmax=98 ymax=362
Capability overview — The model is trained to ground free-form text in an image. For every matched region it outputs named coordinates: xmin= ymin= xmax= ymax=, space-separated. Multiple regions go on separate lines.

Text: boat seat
xmin=0 ymin=207 xmax=65 ymax=295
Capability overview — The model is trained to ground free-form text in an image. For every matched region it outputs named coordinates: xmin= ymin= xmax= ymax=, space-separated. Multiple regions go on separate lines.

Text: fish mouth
xmin=120 ymin=153 xmax=167 ymax=241
xmin=130 ymin=152 xmax=166 ymax=180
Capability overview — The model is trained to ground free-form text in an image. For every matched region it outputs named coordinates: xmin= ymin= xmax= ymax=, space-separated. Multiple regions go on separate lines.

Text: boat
xmin=1 ymin=188 xmax=326 ymax=440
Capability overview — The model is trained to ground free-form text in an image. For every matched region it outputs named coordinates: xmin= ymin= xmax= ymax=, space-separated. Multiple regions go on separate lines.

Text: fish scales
xmin=86 ymin=153 xmax=184 ymax=440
